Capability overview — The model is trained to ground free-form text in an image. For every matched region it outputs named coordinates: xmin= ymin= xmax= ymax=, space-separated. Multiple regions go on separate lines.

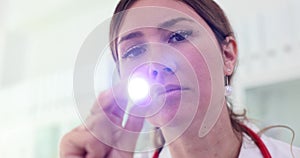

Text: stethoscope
xmin=152 ymin=124 xmax=272 ymax=158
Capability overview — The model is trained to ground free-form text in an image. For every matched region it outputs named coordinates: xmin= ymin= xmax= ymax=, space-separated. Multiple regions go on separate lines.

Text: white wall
xmin=0 ymin=0 xmax=118 ymax=157
xmin=224 ymin=0 xmax=300 ymax=145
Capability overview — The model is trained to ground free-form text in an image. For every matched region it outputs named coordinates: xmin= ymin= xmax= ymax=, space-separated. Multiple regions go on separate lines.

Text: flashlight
xmin=121 ymin=77 xmax=150 ymax=128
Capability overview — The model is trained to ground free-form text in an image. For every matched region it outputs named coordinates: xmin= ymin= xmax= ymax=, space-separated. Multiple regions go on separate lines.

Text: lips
xmin=157 ymin=84 xmax=189 ymax=95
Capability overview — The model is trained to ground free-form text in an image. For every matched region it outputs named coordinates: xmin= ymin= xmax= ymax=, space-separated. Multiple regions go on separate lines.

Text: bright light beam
xmin=122 ymin=77 xmax=150 ymax=128
xmin=128 ymin=77 xmax=150 ymax=102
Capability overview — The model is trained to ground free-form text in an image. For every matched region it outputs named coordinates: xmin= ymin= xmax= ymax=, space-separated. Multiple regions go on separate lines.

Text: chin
xmin=146 ymin=102 xmax=179 ymax=127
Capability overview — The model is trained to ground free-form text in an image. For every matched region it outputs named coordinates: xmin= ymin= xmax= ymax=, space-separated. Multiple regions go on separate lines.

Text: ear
xmin=221 ymin=36 xmax=238 ymax=76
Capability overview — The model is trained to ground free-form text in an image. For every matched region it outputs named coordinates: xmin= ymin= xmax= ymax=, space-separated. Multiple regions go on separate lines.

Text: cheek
xmin=176 ymin=43 xmax=211 ymax=83
xmin=118 ymin=52 xmax=151 ymax=79
xmin=188 ymin=50 xmax=211 ymax=100
xmin=119 ymin=61 xmax=142 ymax=80
xmin=179 ymin=41 xmax=226 ymax=132
xmin=177 ymin=43 xmax=214 ymax=108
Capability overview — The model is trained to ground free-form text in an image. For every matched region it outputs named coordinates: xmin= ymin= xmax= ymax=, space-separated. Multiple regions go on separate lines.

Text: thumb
xmin=110 ymin=80 xmax=129 ymax=112
xmin=124 ymin=105 xmax=146 ymax=132
xmin=114 ymin=106 xmax=146 ymax=152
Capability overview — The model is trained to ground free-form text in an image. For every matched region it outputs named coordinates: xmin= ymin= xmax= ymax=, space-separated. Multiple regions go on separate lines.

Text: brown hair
xmin=109 ymin=0 xmax=246 ymax=148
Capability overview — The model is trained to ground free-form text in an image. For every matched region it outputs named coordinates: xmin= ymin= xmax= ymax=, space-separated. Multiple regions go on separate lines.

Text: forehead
xmin=117 ymin=0 xmax=212 ymax=36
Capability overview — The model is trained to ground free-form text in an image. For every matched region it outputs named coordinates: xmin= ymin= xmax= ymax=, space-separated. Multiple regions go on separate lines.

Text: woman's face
xmin=115 ymin=0 xmax=226 ymax=128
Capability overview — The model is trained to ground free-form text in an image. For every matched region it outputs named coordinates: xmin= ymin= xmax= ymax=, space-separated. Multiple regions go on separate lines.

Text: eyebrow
xmin=118 ymin=17 xmax=194 ymax=44
xmin=118 ymin=31 xmax=144 ymax=44
xmin=158 ymin=17 xmax=194 ymax=28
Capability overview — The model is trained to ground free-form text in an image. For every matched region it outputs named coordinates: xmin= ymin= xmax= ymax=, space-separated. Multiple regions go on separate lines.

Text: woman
xmin=60 ymin=0 xmax=299 ymax=157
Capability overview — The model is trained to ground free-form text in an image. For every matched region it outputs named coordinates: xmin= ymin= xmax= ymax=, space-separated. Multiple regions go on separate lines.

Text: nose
xmin=148 ymin=62 xmax=176 ymax=82
xmin=145 ymin=43 xmax=178 ymax=82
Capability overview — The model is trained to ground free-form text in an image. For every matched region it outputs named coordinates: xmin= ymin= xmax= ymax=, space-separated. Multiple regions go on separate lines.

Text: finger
xmin=85 ymin=113 xmax=121 ymax=134
xmin=60 ymin=130 xmax=86 ymax=158
xmin=89 ymin=105 xmax=126 ymax=129
xmin=109 ymin=106 xmax=147 ymax=152
xmin=60 ymin=128 xmax=110 ymax=158
xmin=124 ymin=106 xmax=146 ymax=132
xmin=86 ymin=107 xmax=145 ymax=152
xmin=91 ymin=81 xmax=128 ymax=116
xmin=86 ymin=105 xmax=145 ymax=153
xmin=84 ymin=112 xmax=127 ymax=148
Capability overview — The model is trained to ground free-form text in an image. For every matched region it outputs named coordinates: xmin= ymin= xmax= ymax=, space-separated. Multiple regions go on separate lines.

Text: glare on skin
xmin=116 ymin=0 xmax=217 ymax=127
xmin=116 ymin=0 xmax=238 ymax=135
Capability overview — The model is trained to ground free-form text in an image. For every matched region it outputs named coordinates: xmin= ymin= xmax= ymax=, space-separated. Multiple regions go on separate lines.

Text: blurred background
xmin=0 ymin=0 xmax=300 ymax=157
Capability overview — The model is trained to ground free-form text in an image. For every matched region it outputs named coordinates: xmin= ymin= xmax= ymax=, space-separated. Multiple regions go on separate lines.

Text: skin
xmin=60 ymin=0 xmax=240 ymax=157
xmin=60 ymin=85 xmax=146 ymax=158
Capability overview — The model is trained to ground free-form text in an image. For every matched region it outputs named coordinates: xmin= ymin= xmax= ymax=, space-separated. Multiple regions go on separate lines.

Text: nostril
xmin=152 ymin=70 xmax=158 ymax=76
xmin=163 ymin=67 xmax=174 ymax=74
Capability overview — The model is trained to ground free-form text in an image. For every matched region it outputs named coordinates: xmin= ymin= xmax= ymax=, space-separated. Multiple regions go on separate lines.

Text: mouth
xmin=157 ymin=84 xmax=189 ymax=96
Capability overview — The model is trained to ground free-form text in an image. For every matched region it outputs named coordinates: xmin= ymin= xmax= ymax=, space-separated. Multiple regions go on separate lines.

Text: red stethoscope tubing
xmin=152 ymin=124 xmax=272 ymax=158
xmin=240 ymin=124 xmax=272 ymax=158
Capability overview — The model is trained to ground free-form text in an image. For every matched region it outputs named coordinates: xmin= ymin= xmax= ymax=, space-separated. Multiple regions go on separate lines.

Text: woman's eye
xmin=168 ymin=30 xmax=192 ymax=43
xmin=122 ymin=45 xmax=146 ymax=59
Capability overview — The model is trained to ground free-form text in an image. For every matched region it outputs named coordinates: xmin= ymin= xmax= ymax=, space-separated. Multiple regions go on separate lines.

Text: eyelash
xmin=122 ymin=44 xmax=147 ymax=59
xmin=121 ymin=30 xmax=193 ymax=59
xmin=168 ymin=30 xmax=193 ymax=43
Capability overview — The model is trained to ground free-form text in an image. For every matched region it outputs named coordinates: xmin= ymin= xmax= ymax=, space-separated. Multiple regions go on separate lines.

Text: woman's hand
xmin=60 ymin=85 xmax=145 ymax=158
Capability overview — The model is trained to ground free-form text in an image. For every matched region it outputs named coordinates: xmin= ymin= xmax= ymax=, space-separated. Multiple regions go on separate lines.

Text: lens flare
xmin=128 ymin=77 xmax=150 ymax=103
